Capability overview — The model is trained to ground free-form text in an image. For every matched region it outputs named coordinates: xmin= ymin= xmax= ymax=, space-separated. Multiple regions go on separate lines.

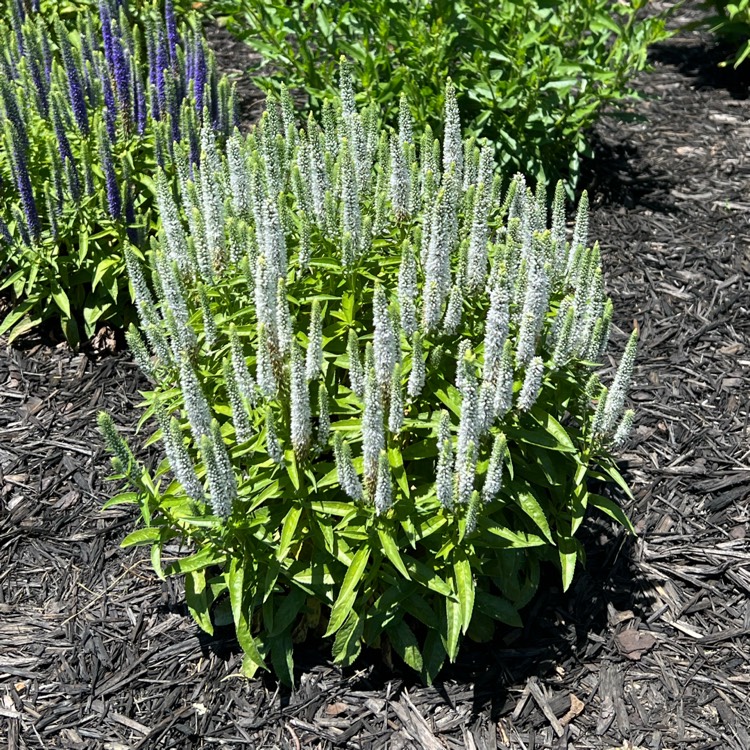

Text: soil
xmin=2 ymin=2 xmax=750 ymax=748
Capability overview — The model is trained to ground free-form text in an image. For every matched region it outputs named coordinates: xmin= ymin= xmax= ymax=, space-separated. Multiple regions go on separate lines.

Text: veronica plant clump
xmin=0 ymin=0 xmax=234 ymax=344
xmin=102 ymin=69 xmax=638 ymax=685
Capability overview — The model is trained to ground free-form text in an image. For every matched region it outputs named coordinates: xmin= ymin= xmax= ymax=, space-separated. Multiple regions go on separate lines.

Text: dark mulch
xmin=3 ymin=3 xmax=750 ymax=748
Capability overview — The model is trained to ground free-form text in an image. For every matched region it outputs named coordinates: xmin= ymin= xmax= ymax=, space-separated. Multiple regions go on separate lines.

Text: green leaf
xmin=453 ymin=551 xmax=475 ymax=635
xmin=571 ymin=484 xmax=588 ymax=535
xmin=185 ymin=569 xmax=214 ymax=635
xmin=240 ymin=652 xmax=265 ymax=679
xmin=478 ymin=519 xmax=546 ymax=549
xmin=0 ymin=269 xmax=24 ymax=291
xmin=150 ymin=543 xmax=164 ymax=580
xmin=92 ymin=258 xmax=118 ymax=290
xmin=400 ymin=439 xmax=438 ymax=460
xmin=270 ymin=586 xmax=307 ymax=637
xmin=332 ymin=609 xmax=363 ymax=667
xmin=401 ymin=592 xmax=437 ymax=627
xmin=573 ymin=460 xmax=588 ymax=487
xmin=466 ymin=609 xmax=496 ymax=643
xmin=507 ymin=425 xmax=575 ymax=452
xmin=388 ymin=444 xmax=410 ymax=498
xmin=597 ymin=461 xmax=635 ymax=500
xmin=589 ymin=493 xmax=635 ymax=533
xmin=278 ymin=505 xmax=303 ymax=560
xmin=434 ymin=385 xmax=462 ymax=417
xmin=102 ymin=491 xmax=138 ymax=509
xmin=163 ymin=547 xmax=225 ymax=575
xmin=325 ymin=547 xmax=369 ymax=637
xmin=77 ymin=231 xmax=89 ymax=263
xmin=389 ymin=618 xmax=423 ymax=672
xmin=50 ymin=282 xmax=71 ymax=319
xmin=0 ymin=299 xmax=37 ymax=337
xmin=228 ymin=560 xmax=267 ymax=672
xmin=416 ymin=513 xmax=448 ymax=540
xmin=513 ymin=488 xmax=553 ymax=542
xmin=310 ymin=499 xmax=358 ymax=517
xmin=402 ymin=554 xmax=453 ymax=597
xmin=558 ymin=535 xmax=578 ymax=592
xmin=377 ymin=528 xmax=410 ymax=580
xmin=269 ymin=631 xmax=295 ymax=686
xmin=284 ymin=449 xmax=301 ymax=491
xmin=443 ymin=596 xmax=462 ymax=662
xmin=120 ymin=527 xmax=161 ymax=547
xmin=421 ymin=629 xmax=446 ymax=686
xmin=474 ymin=591 xmax=522 ymax=627
xmin=60 ymin=316 xmax=80 ymax=348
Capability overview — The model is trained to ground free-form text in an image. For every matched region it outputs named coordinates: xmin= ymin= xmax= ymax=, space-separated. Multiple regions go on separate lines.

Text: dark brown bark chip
xmin=615 ymin=630 xmax=657 ymax=661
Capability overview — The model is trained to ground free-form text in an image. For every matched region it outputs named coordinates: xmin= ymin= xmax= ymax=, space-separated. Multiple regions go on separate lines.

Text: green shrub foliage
xmin=0 ymin=0 xmax=234 ymax=344
xmin=705 ymin=0 xmax=750 ymax=66
xmin=214 ymin=0 xmax=669 ymax=189
xmin=40 ymin=0 xmax=197 ymax=22
xmin=102 ymin=70 xmax=638 ymax=685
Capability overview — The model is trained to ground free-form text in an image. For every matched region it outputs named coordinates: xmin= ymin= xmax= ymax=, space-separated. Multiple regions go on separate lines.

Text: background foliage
xmin=212 ymin=0 xmax=670 ymax=190
xmin=704 ymin=0 xmax=750 ymax=66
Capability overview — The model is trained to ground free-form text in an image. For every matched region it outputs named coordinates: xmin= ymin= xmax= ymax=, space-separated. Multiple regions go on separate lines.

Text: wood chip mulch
xmin=2 ymin=4 xmax=750 ymax=748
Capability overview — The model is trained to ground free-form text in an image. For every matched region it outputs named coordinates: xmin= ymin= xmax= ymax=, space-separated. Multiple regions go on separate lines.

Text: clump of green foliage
xmin=101 ymin=71 xmax=638 ymax=685
xmin=213 ymin=0 xmax=669 ymax=189
xmin=40 ymin=0 xmax=199 ymax=26
xmin=0 ymin=0 xmax=233 ymax=345
xmin=705 ymin=0 xmax=750 ymax=66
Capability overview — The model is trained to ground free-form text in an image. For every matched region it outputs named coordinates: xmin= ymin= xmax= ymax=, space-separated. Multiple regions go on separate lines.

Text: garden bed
xmin=1 ymin=3 xmax=750 ymax=748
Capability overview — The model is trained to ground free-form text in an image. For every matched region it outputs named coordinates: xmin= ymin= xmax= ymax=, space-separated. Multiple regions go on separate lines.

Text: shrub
xmin=704 ymin=0 xmax=750 ymax=66
xmin=101 ymin=70 xmax=638 ymax=685
xmin=214 ymin=0 xmax=670 ymax=189
xmin=43 ymin=0 xmax=197 ymax=22
xmin=0 ymin=0 xmax=233 ymax=345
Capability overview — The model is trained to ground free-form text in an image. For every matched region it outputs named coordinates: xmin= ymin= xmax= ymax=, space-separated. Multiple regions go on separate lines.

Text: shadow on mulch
xmin=578 ymin=129 xmax=675 ymax=212
xmin=650 ymin=38 xmax=750 ymax=99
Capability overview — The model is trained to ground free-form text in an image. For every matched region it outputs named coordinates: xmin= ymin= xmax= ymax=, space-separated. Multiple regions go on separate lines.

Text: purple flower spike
xmin=194 ymin=39 xmax=207 ymax=116
xmin=0 ymin=80 xmax=29 ymax=154
xmin=98 ymin=58 xmax=118 ymax=142
xmin=185 ymin=34 xmax=194 ymax=84
xmin=99 ymin=1 xmax=115 ymax=66
xmin=55 ymin=20 xmax=89 ymax=134
xmin=12 ymin=207 xmax=31 ymax=247
xmin=25 ymin=30 xmax=49 ymax=117
xmin=122 ymin=162 xmax=137 ymax=243
xmin=156 ymin=28 xmax=168 ymax=114
xmin=166 ymin=76 xmax=180 ymax=142
xmin=64 ymin=156 xmax=81 ymax=203
xmin=5 ymin=122 xmax=40 ymax=242
xmin=209 ymin=56 xmax=219 ymax=127
xmin=145 ymin=20 xmax=160 ymax=121
xmin=0 ymin=215 xmax=13 ymax=246
xmin=39 ymin=23 xmax=52 ymax=82
xmin=80 ymin=21 xmax=96 ymax=70
xmin=187 ymin=115 xmax=200 ymax=166
xmin=111 ymin=33 xmax=131 ymax=119
xmin=96 ymin=121 xmax=121 ymax=219
xmin=51 ymin=98 xmax=74 ymax=165
xmin=165 ymin=0 xmax=179 ymax=65
xmin=134 ymin=68 xmax=147 ymax=135
xmin=10 ymin=0 xmax=25 ymax=57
